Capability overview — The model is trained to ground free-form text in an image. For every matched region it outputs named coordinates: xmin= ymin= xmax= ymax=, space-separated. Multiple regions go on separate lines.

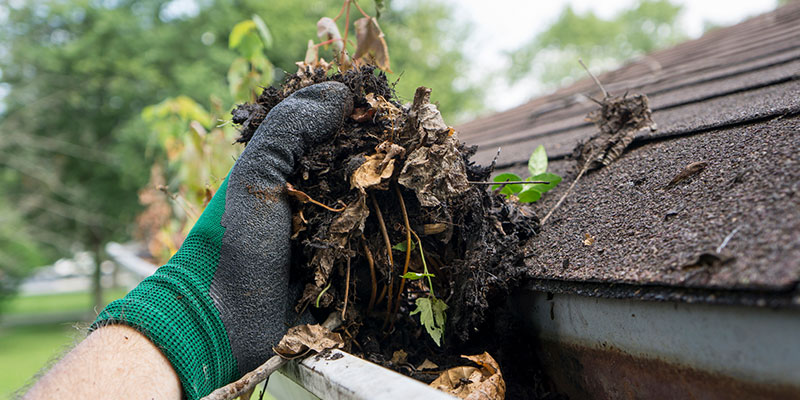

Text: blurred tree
xmin=0 ymin=0 xmax=480 ymax=307
xmin=508 ymin=0 xmax=685 ymax=89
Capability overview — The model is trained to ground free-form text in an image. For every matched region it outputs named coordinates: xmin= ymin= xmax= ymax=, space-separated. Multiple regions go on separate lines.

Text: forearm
xmin=24 ymin=324 xmax=182 ymax=400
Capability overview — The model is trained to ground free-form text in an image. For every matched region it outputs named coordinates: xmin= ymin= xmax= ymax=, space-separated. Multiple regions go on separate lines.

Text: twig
xmin=201 ymin=313 xmax=343 ymax=400
xmin=579 ymin=58 xmax=608 ymax=99
xmin=342 ymin=242 xmax=351 ymax=320
xmin=362 ymin=235 xmax=378 ymax=314
xmin=542 ymin=162 xmax=590 ymax=225
xmin=468 ymin=180 xmax=550 ymax=185
xmin=716 ymin=226 xmax=742 ymax=254
xmin=351 ymin=0 xmax=372 ymax=18
xmin=391 ymin=185 xmax=413 ymax=327
xmin=371 ymin=193 xmax=396 ymax=329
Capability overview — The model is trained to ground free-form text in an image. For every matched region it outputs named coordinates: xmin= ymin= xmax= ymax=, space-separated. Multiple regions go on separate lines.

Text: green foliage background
xmin=509 ymin=0 xmax=685 ymax=88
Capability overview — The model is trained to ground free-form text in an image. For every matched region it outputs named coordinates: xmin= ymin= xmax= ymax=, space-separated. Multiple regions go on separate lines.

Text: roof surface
xmin=458 ymin=3 xmax=800 ymax=299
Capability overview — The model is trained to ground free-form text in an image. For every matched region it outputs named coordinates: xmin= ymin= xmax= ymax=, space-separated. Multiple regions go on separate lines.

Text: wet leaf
xmin=410 ymin=296 xmax=447 ymax=346
xmin=330 ymin=195 xmax=368 ymax=234
xmin=391 ymin=349 xmax=408 ymax=364
xmin=273 ymin=323 xmax=344 ymax=359
xmin=417 ymin=359 xmax=439 ymax=371
xmin=491 ymin=173 xmax=522 ymax=195
xmin=353 ymin=17 xmax=391 ymax=72
xmin=528 ymin=145 xmax=548 ymax=176
xmin=430 ymin=352 xmax=506 ymax=400
xmin=401 ymin=271 xmax=434 ymax=280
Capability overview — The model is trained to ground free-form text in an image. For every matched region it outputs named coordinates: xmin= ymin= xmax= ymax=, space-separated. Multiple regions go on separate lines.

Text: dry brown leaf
xmin=353 ymin=17 xmax=391 ymax=72
xmin=430 ymin=352 xmax=505 ymax=400
xmin=417 ymin=359 xmax=439 ymax=371
xmin=391 ymin=349 xmax=408 ymax=365
xmin=351 ymin=106 xmax=375 ymax=122
xmin=583 ymin=233 xmax=595 ymax=246
xmin=398 ymin=137 xmax=469 ymax=207
xmin=351 ymin=153 xmax=395 ymax=191
xmin=273 ymin=323 xmax=344 ymax=359
xmin=316 ymin=17 xmax=344 ymax=54
xmin=365 ymin=93 xmax=401 ymax=121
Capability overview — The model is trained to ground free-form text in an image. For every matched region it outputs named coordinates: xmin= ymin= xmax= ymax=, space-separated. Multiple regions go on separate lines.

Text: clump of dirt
xmin=232 ymin=66 xmax=545 ymax=397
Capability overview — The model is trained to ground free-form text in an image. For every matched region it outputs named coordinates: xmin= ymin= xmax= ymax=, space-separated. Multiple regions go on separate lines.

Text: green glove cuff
xmin=92 ymin=177 xmax=237 ymax=400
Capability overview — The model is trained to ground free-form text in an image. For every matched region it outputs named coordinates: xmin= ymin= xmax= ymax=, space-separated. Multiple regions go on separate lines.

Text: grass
xmin=2 ymin=288 xmax=128 ymax=316
xmin=0 ymin=289 xmax=129 ymax=397
xmin=0 ymin=323 xmax=80 ymax=397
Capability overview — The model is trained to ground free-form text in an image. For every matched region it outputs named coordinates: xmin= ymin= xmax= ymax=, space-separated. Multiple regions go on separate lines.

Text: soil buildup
xmin=232 ymin=66 xmax=550 ymax=398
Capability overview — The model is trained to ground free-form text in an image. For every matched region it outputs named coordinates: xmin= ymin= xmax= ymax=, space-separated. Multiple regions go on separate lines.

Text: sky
xmin=442 ymin=0 xmax=780 ymax=114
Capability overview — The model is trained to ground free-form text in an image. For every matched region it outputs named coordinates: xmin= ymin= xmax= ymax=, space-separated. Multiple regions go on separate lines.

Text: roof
xmin=458 ymin=3 xmax=800 ymax=302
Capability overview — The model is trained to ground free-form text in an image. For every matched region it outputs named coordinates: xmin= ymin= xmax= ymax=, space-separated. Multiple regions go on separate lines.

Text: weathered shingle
xmin=458 ymin=3 xmax=800 ymax=298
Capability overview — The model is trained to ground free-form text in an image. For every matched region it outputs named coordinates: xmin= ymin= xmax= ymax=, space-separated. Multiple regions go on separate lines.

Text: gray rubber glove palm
xmin=94 ymin=81 xmax=353 ymax=399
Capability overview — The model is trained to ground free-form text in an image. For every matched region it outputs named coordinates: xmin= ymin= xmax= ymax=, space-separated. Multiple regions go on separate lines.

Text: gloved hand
xmin=93 ymin=82 xmax=353 ymax=400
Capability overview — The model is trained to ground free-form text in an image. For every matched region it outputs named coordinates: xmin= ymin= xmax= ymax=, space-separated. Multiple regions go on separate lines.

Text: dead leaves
xmin=431 ymin=352 xmax=506 ymax=400
xmin=578 ymin=93 xmax=657 ymax=170
xmin=351 ymin=153 xmax=396 ymax=190
xmin=353 ymin=17 xmax=391 ymax=72
xmin=273 ymin=323 xmax=344 ymax=360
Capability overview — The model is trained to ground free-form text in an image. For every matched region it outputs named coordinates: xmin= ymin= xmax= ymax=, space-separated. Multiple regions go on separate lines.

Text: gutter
xmin=515 ymin=288 xmax=800 ymax=399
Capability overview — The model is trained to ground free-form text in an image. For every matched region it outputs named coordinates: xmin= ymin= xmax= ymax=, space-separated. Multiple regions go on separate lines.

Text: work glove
xmin=93 ymin=82 xmax=353 ymax=400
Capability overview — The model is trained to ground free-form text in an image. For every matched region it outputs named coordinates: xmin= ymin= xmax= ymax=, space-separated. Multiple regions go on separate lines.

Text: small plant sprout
xmin=393 ymin=231 xmax=447 ymax=346
xmin=492 ymin=145 xmax=562 ymax=203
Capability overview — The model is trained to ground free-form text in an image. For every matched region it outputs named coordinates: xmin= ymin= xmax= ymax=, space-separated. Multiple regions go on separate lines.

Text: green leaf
xmin=237 ymin=32 xmax=264 ymax=60
xmin=392 ymin=240 xmax=416 ymax=252
xmin=491 ymin=173 xmax=523 ymax=195
xmin=251 ymin=15 xmax=273 ymax=49
xmin=528 ymin=145 xmax=548 ymax=176
xmin=410 ymin=296 xmax=448 ymax=346
xmin=518 ymin=189 xmax=542 ymax=203
xmin=229 ymin=20 xmax=256 ymax=49
xmin=401 ymin=271 xmax=435 ymax=280
xmin=527 ymin=172 xmax=563 ymax=194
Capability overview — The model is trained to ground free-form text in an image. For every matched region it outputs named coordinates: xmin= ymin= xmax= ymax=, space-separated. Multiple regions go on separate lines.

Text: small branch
xmin=342 ymin=241 xmax=351 ymax=320
xmin=371 ymin=193 xmax=396 ymax=330
xmin=332 ymin=0 xmax=347 ymax=21
xmin=579 ymin=58 xmax=609 ymax=99
xmin=468 ymin=180 xmax=550 ymax=185
xmin=201 ymin=314 xmax=342 ymax=400
xmin=352 ymin=0 xmax=372 ymax=18
xmin=542 ymin=163 xmax=590 ymax=225
xmin=361 ymin=235 xmax=378 ymax=314
xmin=391 ymin=185 xmax=413 ymax=328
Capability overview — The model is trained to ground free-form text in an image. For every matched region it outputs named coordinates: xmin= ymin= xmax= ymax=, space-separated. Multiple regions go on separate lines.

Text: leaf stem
xmin=410 ymin=230 xmax=433 ymax=297
xmin=351 ymin=0 xmax=372 ymax=18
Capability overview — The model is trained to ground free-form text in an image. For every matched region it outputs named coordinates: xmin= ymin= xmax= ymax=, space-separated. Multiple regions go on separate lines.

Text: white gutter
xmin=277 ymin=349 xmax=456 ymax=400
xmin=517 ymin=290 xmax=800 ymax=390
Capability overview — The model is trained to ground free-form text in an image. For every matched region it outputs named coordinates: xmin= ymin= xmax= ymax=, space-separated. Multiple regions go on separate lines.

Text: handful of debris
xmin=232 ymin=66 xmax=537 ymax=368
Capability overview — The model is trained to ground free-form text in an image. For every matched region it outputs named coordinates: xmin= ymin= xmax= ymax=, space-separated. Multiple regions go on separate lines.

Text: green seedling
xmin=491 ymin=145 xmax=563 ymax=203
xmin=392 ymin=233 xmax=447 ymax=346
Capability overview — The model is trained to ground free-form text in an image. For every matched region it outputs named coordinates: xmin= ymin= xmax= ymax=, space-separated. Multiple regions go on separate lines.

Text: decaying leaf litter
xmin=231 ymin=64 xmax=545 ymax=397
xmin=225 ymin=6 xmax=654 ymax=398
